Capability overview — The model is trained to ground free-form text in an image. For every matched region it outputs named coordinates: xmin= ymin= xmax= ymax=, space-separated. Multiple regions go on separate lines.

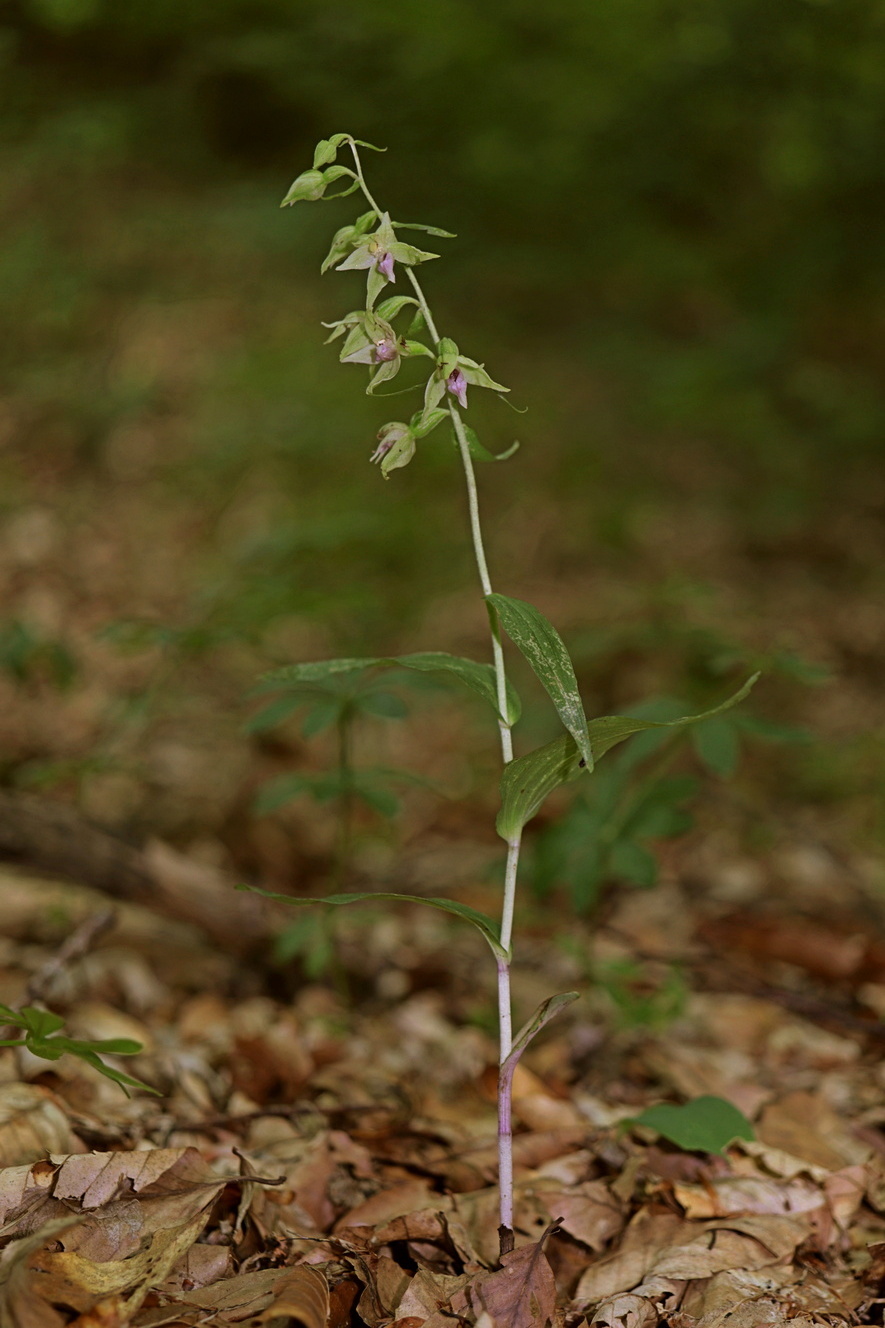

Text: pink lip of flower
xmin=374 ymin=337 xmax=398 ymax=362
xmin=376 ymin=251 xmax=396 ymax=281
xmin=446 ymin=368 xmax=468 ymax=409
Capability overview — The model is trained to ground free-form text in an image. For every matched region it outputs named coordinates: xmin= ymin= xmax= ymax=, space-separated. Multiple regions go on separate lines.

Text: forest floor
xmin=2 ymin=152 xmax=885 ymax=1328
xmin=0 ymin=434 xmax=884 ymax=1328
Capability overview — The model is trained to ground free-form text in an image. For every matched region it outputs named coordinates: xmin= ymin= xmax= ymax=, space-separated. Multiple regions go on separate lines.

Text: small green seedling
xmin=0 ymin=1004 xmax=157 ymax=1096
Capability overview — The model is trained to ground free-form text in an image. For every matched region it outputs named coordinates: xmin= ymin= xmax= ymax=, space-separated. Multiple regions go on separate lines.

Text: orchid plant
xmin=245 ymin=134 xmax=756 ymax=1257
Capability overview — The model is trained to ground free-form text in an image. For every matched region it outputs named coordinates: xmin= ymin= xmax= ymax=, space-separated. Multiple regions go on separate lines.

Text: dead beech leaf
xmin=0 ymin=1214 xmax=84 ymax=1328
xmin=251 ymin=1265 xmax=329 ymax=1328
xmin=33 ymin=1210 xmax=212 ymax=1314
xmin=52 ymin=1147 xmax=221 ymax=1208
xmin=575 ymin=1211 xmax=689 ymax=1304
xmin=590 ymin=1292 xmax=658 ymax=1327
xmin=0 ymin=1083 xmax=75 ymax=1166
xmin=673 ymin=1174 xmax=825 ymax=1220
xmin=755 ymin=1092 xmax=869 ymax=1171
xmin=536 ymin=1179 xmax=624 ymax=1252
xmin=396 ymin=1270 xmax=471 ymax=1321
xmin=475 ymin=1241 xmax=557 ymax=1328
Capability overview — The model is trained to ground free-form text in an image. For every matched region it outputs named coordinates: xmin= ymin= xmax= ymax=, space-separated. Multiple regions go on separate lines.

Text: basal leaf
xmin=487 ymin=595 xmax=591 ymax=766
xmin=260 ymin=652 xmax=521 ymax=726
xmin=239 ymin=884 xmax=506 ymax=958
xmin=630 ymin=1095 xmax=755 ymax=1155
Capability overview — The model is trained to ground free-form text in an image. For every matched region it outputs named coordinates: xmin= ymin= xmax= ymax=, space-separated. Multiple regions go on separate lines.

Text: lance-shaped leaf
xmin=239 ymin=885 xmax=506 ymax=959
xmin=487 ymin=594 xmax=591 ymax=766
xmin=496 ymin=675 xmax=758 ymax=839
xmin=502 ymin=992 xmax=579 ymax=1078
xmin=497 ymin=733 xmax=586 ymax=841
xmin=586 ymin=672 xmax=760 ymax=762
xmin=258 ymin=652 xmax=521 ymax=726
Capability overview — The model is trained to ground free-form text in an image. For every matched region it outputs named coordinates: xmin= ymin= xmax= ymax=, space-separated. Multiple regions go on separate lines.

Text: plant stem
xmin=351 ymin=139 xmax=521 ymax=1253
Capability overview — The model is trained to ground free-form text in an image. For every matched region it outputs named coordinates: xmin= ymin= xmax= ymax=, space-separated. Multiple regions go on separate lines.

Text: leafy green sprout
xmin=244 ymin=132 xmax=760 ymax=1253
xmin=248 ymin=670 xmax=427 ymax=976
xmin=0 ymin=1005 xmax=157 ymax=1096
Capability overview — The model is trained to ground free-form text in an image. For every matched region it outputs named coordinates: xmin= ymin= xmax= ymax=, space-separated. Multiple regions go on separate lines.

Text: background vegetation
xmin=1 ymin=0 xmax=883 ymax=902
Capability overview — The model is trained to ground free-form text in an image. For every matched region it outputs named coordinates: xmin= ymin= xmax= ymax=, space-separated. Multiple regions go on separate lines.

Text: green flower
xmin=336 ymin=213 xmax=438 ymax=307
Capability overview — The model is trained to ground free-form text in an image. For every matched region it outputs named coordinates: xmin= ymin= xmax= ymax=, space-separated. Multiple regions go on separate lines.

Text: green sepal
xmin=367 ymin=356 xmax=402 ymax=393
xmin=436 ymin=339 xmax=460 ymax=377
xmin=392 ymin=221 xmax=457 ymax=237
xmin=312 ymin=132 xmax=353 ymax=168
xmin=402 ymin=340 xmax=434 ymax=357
xmin=376 ymin=295 xmax=420 ymax=320
xmin=412 ymin=407 xmax=449 ymax=438
xmin=379 ymin=433 xmax=416 ymax=476
xmin=239 ymin=884 xmax=507 ymax=960
xmin=280 ymin=170 xmax=326 ymax=206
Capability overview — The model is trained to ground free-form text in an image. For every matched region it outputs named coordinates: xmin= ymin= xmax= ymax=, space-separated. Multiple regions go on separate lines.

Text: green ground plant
xmin=244 ymin=134 xmax=758 ymax=1253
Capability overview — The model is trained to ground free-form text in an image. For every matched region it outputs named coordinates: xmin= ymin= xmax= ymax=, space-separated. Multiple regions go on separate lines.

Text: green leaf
xmin=20 ymin=1007 xmax=65 ymax=1038
xmin=300 ymin=698 xmax=343 ymax=737
xmin=353 ymin=783 xmax=399 ymax=817
xmin=692 ymin=716 xmax=741 ymax=777
xmin=496 ymin=676 xmax=758 ymax=839
xmin=254 ymin=773 xmax=338 ymax=815
xmin=260 ymin=653 xmax=521 ymax=726
xmin=245 ymin=693 xmax=309 ymax=735
xmin=586 ymin=674 xmax=759 ymax=762
xmin=630 ymin=1096 xmax=755 ymax=1155
xmin=357 ymin=690 xmax=408 ymax=719
xmin=610 ymin=839 xmax=657 ymax=887
xmin=239 ymin=884 xmax=506 ymax=958
xmin=487 ymin=594 xmax=591 ymax=766
xmin=67 ymin=1048 xmax=160 ymax=1097
xmin=497 ymin=733 xmax=587 ymax=840
xmin=503 ymin=992 xmax=579 ymax=1075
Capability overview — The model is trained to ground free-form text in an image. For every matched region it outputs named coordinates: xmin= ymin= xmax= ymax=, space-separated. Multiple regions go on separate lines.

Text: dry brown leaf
xmin=590 ymin=1293 xmax=659 ymax=1327
xmin=334 ymin=1180 xmax=442 ymax=1233
xmin=575 ymin=1210 xmax=690 ymax=1304
xmin=534 ymin=1179 xmax=625 ymax=1252
xmin=471 ymin=1240 xmax=557 ymax=1328
xmin=673 ymin=1174 xmax=825 ymax=1220
xmin=0 ymin=1214 xmax=82 ymax=1328
xmin=251 ymin=1265 xmax=329 ymax=1328
xmin=755 ymin=1092 xmax=869 ymax=1170
xmin=0 ymin=1084 xmax=75 ymax=1166
xmin=33 ymin=1210 xmax=212 ymax=1314
xmin=353 ymin=1254 xmax=412 ymax=1327
xmin=396 ymin=1269 xmax=471 ymax=1321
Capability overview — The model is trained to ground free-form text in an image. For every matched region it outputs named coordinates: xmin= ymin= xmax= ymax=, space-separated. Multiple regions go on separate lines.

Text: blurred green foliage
xmin=2 ymin=0 xmax=882 ymax=852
